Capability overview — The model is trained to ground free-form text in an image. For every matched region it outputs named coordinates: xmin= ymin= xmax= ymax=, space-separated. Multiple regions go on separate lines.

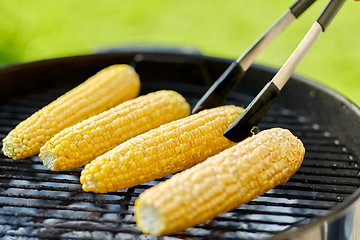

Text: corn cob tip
xmin=134 ymin=127 xmax=305 ymax=236
xmin=134 ymin=202 xmax=163 ymax=235
xmin=2 ymin=136 xmax=21 ymax=160
xmin=1 ymin=115 xmax=49 ymax=160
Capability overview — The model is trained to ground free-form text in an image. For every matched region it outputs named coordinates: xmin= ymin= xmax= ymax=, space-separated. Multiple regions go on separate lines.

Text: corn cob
xmin=80 ymin=105 xmax=245 ymax=193
xmin=2 ymin=64 xmax=140 ymax=160
xmin=134 ymin=128 xmax=305 ymax=236
xmin=39 ymin=90 xmax=190 ymax=171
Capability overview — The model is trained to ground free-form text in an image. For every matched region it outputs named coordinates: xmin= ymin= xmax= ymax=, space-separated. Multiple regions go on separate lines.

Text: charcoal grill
xmin=0 ymin=47 xmax=360 ymax=240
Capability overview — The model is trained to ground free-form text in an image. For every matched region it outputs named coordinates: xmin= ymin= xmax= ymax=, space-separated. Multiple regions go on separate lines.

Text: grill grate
xmin=0 ymin=80 xmax=359 ymax=240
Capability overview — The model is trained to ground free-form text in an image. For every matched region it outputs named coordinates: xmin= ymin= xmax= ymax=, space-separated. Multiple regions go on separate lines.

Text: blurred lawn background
xmin=0 ymin=0 xmax=359 ymax=105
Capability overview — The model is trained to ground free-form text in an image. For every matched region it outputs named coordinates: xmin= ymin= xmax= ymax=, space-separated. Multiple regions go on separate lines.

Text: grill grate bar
xmin=0 ymin=201 xmax=120 ymax=214
xmin=0 ymin=174 xmax=80 ymax=184
xmin=262 ymin=192 xmax=344 ymax=202
xmin=303 ymin=148 xmax=351 ymax=155
xmin=248 ymin=200 xmax=331 ymax=210
xmin=0 ymin=211 xmax=127 ymax=226
xmin=190 ymin=225 xmax=288 ymax=235
xmin=0 ymin=157 xmax=41 ymax=164
xmin=303 ymin=155 xmax=357 ymax=163
xmin=0 ymin=183 xmax=83 ymax=192
xmin=229 ymin=208 xmax=320 ymax=219
xmin=0 ymin=165 xmax=81 ymax=176
xmin=300 ymin=163 xmax=360 ymax=171
xmin=214 ymin=217 xmax=301 ymax=226
xmin=0 ymin=192 xmax=124 ymax=205
xmin=301 ymin=139 xmax=345 ymax=146
xmin=274 ymin=184 xmax=354 ymax=195
xmin=295 ymin=133 xmax=338 ymax=140
xmin=296 ymin=170 xmax=360 ymax=179
xmin=286 ymin=178 xmax=360 ymax=187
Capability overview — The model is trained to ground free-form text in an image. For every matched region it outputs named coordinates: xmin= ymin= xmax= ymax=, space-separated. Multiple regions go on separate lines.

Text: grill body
xmin=0 ymin=48 xmax=359 ymax=240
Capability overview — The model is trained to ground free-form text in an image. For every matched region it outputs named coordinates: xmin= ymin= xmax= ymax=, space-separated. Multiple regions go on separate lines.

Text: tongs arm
xmin=192 ymin=0 xmax=316 ymax=114
xmin=224 ymin=0 xmax=346 ymax=142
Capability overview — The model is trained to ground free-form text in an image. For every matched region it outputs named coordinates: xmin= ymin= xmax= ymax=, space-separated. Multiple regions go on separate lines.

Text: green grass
xmin=1 ymin=0 xmax=359 ymax=105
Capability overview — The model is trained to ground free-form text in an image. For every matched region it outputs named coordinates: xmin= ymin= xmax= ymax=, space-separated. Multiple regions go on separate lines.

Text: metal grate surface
xmin=0 ymin=80 xmax=359 ymax=240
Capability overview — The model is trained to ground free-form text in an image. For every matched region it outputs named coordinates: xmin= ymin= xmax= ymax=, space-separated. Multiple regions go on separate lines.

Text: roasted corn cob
xmin=134 ymin=128 xmax=305 ymax=236
xmin=2 ymin=64 xmax=140 ymax=160
xmin=39 ymin=90 xmax=190 ymax=171
xmin=80 ymin=105 xmax=245 ymax=193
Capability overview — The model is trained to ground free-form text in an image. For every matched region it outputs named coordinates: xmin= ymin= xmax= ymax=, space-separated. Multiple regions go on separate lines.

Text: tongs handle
xmin=224 ymin=0 xmax=346 ymax=142
xmin=192 ymin=0 xmax=316 ymax=114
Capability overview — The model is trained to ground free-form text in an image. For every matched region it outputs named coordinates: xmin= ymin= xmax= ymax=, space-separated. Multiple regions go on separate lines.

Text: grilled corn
xmin=134 ymin=128 xmax=305 ymax=236
xmin=2 ymin=64 xmax=140 ymax=160
xmin=39 ymin=90 xmax=190 ymax=171
xmin=80 ymin=105 xmax=245 ymax=193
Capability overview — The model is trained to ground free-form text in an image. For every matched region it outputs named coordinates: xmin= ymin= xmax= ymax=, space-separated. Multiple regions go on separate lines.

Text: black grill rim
xmin=1 ymin=48 xmax=360 ymax=239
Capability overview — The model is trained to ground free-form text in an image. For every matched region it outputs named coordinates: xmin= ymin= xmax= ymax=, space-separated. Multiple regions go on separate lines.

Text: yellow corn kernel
xmin=39 ymin=90 xmax=190 ymax=171
xmin=80 ymin=105 xmax=245 ymax=193
xmin=134 ymin=128 xmax=305 ymax=236
xmin=2 ymin=64 xmax=140 ymax=160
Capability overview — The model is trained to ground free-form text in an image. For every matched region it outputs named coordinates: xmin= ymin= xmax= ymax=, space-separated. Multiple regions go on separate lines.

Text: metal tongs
xmin=192 ymin=0 xmax=346 ymax=142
